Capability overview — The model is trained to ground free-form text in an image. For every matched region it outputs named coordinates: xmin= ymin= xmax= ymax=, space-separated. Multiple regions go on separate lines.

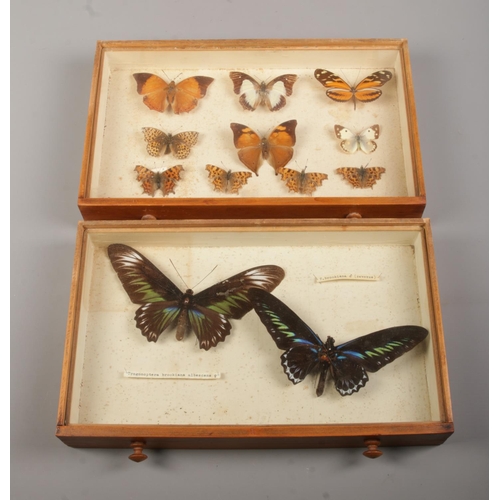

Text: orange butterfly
xmin=314 ymin=69 xmax=392 ymax=110
xmin=229 ymin=72 xmax=298 ymax=111
xmin=277 ymin=166 xmax=328 ymax=195
xmin=134 ymin=165 xmax=184 ymax=196
xmin=336 ymin=165 xmax=386 ymax=189
xmin=142 ymin=128 xmax=198 ymax=158
xmin=133 ymin=73 xmax=214 ymax=114
xmin=205 ymin=165 xmax=252 ymax=194
xmin=230 ymin=120 xmax=297 ymax=176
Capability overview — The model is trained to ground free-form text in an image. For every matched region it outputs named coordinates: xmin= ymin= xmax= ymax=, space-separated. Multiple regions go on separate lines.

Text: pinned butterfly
xmin=334 ymin=125 xmax=380 ymax=154
xmin=142 ymin=127 xmax=198 ymax=159
xmin=336 ymin=164 xmax=386 ymax=189
xmin=230 ymin=120 xmax=297 ymax=175
xmin=277 ymin=165 xmax=328 ymax=195
xmin=314 ymin=69 xmax=392 ymax=110
xmin=249 ymin=289 xmax=428 ymax=397
xmin=206 ymin=165 xmax=252 ymax=195
xmin=134 ymin=165 xmax=183 ymax=197
xmin=133 ymin=73 xmax=214 ymax=114
xmin=229 ymin=72 xmax=298 ymax=112
xmin=108 ymin=244 xmax=285 ymax=350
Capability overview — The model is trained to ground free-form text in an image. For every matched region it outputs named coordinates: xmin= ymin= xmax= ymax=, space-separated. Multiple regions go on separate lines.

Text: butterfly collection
xmin=128 ymin=68 xmax=395 ymax=196
xmin=108 ymin=244 xmax=428 ymax=398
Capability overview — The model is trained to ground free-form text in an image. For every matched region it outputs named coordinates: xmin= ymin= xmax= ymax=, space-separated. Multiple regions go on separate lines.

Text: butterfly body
xmin=108 ymin=244 xmax=285 ymax=350
xmin=277 ymin=166 xmax=328 ymax=195
xmin=336 ymin=165 xmax=386 ymax=189
xmin=314 ymin=69 xmax=392 ymax=110
xmin=134 ymin=165 xmax=184 ymax=196
xmin=334 ymin=125 xmax=380 ymax=154
xmin=133 ymin=73 xmax=214 ymax=114
xmin=249 ymin=289 xmax=428 ymax=397
xmin=205 ymin=165 xmax=252 ymax=194
xmin=229 ymin=72 xmax=298 ymax=111
xmin=142 ymin=128 xmax=198 ymax=158
xmin=230 ymin=120 xmax=297 ymax=175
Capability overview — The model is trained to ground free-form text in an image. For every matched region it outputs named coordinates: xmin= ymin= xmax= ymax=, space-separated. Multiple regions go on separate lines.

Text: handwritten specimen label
xmin=124 ymin=370 xmax=221 ymax=380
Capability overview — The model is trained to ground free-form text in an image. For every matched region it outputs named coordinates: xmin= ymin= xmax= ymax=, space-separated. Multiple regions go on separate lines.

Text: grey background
xmin=11 ymin=1 xmax=488 ymax=499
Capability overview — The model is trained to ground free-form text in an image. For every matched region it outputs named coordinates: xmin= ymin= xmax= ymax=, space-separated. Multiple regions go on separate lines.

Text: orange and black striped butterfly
xmin=314 ymin=69 xmax=392 ymax=110
xmin=335 ymin=165 xmax=386 ymax=189
xmin=230 ymin=120 xmax=297 ymax=175
xmin=133 ymin=73 xmax=214 ymax=114
xmin=205 ymin=165 xmax=252 ymax=194
xmin=229 ymin=72 xmax=298 ymax=111
xmin=277 ymin=166 xmax=328 ymax=195
xmin=134 ymin=165 xmax=184 ymax=196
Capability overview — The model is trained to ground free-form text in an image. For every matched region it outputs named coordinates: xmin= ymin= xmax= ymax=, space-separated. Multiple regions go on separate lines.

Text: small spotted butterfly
xmin=134 ymin=165 xmax=183 ymax=196
xmin=336 ymin=165 xmax=386 ymax=189
xmin=314 ymin=69 xmax=392 ymax=110
xmin=277 ymin=166 xmax=328 ymax=195
xmin=205 ymin=165 xmax=252 ymax=194
xmin=334 ymin=125 xmax=380 ymax=154
xmin=142 ymin=128 xmax=198 ymax=159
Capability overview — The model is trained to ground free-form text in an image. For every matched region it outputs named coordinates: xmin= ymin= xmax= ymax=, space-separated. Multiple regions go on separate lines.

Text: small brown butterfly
xmin=229 ymin=72 xmax=298 ymax=111
xmin=230 ymin=120 xmax=297 ymax=176
xmin=133 ymin=73 xmax=214 ymax=114
xmin=205 ymin=165 xmax=252 ymax=194
xmin=314 ymin=69 xmax=392 ymax=110
xmin=141 ymin=128 xmax=199 ymax=158
xmin=134 ymin=165 xmax=184 ymax=196
xmin=277 ymin=166 xmax=328 ymax=195
xmin=336 ymin=165 xmax=386 ymax=189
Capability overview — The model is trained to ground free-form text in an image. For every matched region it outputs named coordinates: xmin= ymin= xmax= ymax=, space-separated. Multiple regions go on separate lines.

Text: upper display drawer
xmin=78 ymin=39 xmax=425 ymax=220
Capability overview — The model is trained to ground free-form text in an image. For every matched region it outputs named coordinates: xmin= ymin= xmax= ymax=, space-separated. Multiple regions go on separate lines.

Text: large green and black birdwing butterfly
xmin=108 ymin=244 xmax=285 ymax=351
xmin=249 ymin=289 xmax=428 ymax=396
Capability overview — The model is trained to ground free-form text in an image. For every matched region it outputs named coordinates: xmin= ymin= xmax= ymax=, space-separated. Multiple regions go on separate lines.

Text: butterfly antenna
xmin=169 ymin=259 xmax=190 ymax=289
xmin=192 ymin=265 xmax=219 ymax=290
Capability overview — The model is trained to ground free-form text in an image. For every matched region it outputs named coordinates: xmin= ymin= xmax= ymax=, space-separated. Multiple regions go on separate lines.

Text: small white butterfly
xmin=334 ymin=124 xmax=380 ymax=154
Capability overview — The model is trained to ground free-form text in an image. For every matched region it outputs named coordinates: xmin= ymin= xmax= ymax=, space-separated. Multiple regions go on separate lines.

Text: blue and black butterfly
xmin=108 ymin=244 xmax=285 ymax=351
xmin=249 ymin=289 xmax=428 ymax=397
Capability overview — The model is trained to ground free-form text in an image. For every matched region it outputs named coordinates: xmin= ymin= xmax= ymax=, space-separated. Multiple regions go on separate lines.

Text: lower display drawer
xmin=56 ymin=218 xmax=453 ymax=461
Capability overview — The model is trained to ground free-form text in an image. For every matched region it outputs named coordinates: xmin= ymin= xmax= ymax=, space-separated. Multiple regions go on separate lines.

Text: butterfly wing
xmin=188 ymin=265 xmax=285 ymax=350
xmin=277 ymin=167 xmax=300 ymax=193
xmin=134 ymin=165 xmax=159 ymax=196
xmin=334 ymin=125 xmax=358 ymax=154
xmin=108 ymin=244 xmax=185 ymax=342
xmin=170 ymin=131 xmax=199 ymax=159
xmin=264 ymin=74 xmax=298 ymax=111
xmin=206 ymin=164 xmax=228 ymax=192
xmin=230 ymin=123 xmax=263 ymax=175
xmin=267 ymin=119 xmax=297 ymax=173
xmin=360 ymin=167 xmax=385 ymax=188
xmin=158 ymin=165 xmax=183 ymax=196
xmin=357 ymin=125 xmax=380 ymax=154
xmin=330 ymin=325 xmax=427 ymax=396
xmin=142 ymin=127 xmax=170 ymax=156
xmin=249 ymin=289 xmax=324 ymax=384
xmin=301 ymin=171 xmax=328 ymax=195
xmin=133 ymin=73 xmax=169 ymax=112
xmin=229 ymin=72 xmax=262 ymax=111
xmin=353 ymin=71 xmax=392 ymax=104
xmin=227 ymin=171 xmax=252 ymax=194
xmin=314 ymin=69 xmax=353 ymax=103
xmin=170 ymin=76 xmax=214 ymax=114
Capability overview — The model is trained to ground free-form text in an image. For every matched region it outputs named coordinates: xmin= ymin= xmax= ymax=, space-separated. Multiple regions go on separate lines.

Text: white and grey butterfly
xmin=229 ymin=72 xmax=298 ymax=112
xmin=334 ymin=124 xmax=380 ymax=154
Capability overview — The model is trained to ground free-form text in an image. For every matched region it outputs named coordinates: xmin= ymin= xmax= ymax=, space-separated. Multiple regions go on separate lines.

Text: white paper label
xmin=316 ymin=273 xmax=381 ymax=283
xmin=124 ymin=370 xmax=221 ymax=380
